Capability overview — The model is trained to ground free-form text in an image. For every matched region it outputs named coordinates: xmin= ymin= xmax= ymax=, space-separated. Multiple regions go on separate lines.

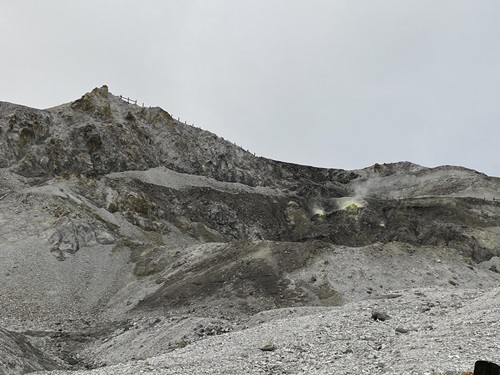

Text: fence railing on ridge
xmin=118 ymin=95 xmax=257 ymax=156
xmin=119 ymin=95 xmax=138 ymax=105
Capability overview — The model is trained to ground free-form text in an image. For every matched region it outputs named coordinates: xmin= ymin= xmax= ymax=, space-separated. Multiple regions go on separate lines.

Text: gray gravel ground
xmin=33 ymin=287 xmax=500 ymax=375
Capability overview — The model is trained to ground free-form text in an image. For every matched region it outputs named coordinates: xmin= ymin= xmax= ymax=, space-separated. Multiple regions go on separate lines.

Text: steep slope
xmin=0 ymin=327 xmax=64 ymax=375
xmin=0 ymin=86 xmax=500 ymax=373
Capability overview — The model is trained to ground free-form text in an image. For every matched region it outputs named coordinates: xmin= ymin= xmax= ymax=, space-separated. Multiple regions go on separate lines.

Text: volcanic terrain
xmin=1 ymin=86 xmax=500 ymax=374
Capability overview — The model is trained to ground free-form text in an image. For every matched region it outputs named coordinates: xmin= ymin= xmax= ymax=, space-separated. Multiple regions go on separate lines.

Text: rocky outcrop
xmin=48 ymin=217 xmax=115 ymax=260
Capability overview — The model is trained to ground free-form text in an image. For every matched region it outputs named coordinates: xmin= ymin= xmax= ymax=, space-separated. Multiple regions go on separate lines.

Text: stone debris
xmin=395 ymin=326 xmax=409 ymax=334
xmin=259 ymin=342 xmax=277 ymax=352
xmin=371 ymin=310 xmax=391 ymax=321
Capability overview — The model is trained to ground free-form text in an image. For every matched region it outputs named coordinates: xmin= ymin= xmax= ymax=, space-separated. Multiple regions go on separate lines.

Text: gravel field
xmin=33 ymin=287 xmax=500 ymax=375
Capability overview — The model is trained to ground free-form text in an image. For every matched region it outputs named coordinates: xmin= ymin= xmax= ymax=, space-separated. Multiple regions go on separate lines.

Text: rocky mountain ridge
xmin=0 ymin=86 xmax=499 ymax=374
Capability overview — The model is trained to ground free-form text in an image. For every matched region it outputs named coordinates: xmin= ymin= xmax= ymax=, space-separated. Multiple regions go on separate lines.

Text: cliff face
xmin=1 ymin=86 xmax=500 ymax=373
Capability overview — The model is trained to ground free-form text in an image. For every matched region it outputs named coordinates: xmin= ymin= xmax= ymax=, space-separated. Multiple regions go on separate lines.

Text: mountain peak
xmin=70 ymin=84 xmax=112 ymax=118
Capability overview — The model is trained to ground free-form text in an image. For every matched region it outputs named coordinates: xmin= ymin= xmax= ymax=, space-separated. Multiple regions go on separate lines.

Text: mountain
xmin=1 ymin=86 xmax=500 ymax=374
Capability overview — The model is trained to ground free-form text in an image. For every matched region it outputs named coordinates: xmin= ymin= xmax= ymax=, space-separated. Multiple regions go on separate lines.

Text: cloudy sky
xmin=2 ymin=1 xmax=500 ymax=176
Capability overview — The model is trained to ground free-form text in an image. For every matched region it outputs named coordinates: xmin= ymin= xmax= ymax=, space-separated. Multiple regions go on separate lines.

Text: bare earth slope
xmin=0 ymin=86 xmax=500 ymax=374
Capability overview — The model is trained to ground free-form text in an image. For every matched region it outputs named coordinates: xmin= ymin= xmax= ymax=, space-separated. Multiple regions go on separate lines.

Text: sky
xmin=1 ymin=1 xmax=500 ymax=177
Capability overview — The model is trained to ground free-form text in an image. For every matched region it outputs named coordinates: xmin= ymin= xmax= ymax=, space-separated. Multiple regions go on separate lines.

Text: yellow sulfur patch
xmin=334 ymin=197 xmax=367 ymax=211
xmin=345 ymin=203 xmax=358 ymax=211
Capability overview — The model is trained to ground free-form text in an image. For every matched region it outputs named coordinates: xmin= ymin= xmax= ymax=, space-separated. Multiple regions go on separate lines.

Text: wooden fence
xmin=119 ymin=95 xmax=138 ymax=105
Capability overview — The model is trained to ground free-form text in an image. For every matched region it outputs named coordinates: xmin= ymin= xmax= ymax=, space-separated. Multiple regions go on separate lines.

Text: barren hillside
xmin=1 ymin=86 xmax=499 ymax=374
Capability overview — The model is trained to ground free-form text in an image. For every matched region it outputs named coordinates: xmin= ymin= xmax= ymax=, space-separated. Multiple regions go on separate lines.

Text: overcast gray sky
xmin=2 ymin=1 xmax=500 ymax=177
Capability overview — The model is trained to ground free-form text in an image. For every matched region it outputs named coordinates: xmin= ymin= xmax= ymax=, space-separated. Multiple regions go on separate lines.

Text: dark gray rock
xmin=259 ymin=342 xmax=277 ymax=352
xmin=371 ymin=311 xmax=391 ymax=321
xmin=395 ymin=326 xmax=409 ymax=334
